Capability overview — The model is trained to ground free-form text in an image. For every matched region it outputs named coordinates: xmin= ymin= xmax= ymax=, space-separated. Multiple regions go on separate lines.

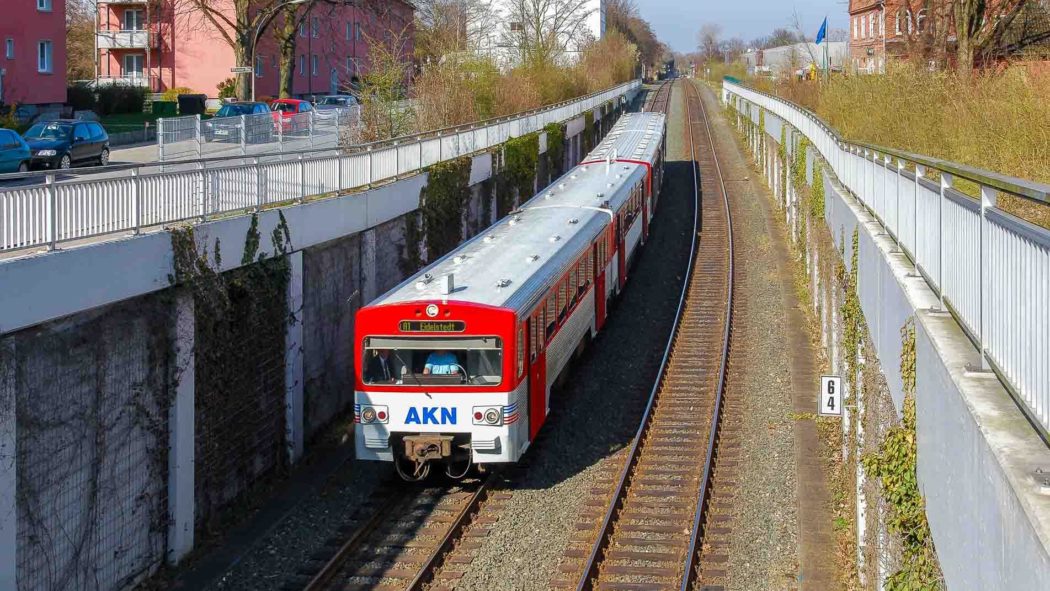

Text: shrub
xmin=217 ymin=77 xmax=237 ymax=99
xmin=67 ymin=84 xmax=97 ymax=111
xmin=96 ymin=84 xmax=146 ymax=115
xmin=162 ymin=86 xmax=197 ymax=102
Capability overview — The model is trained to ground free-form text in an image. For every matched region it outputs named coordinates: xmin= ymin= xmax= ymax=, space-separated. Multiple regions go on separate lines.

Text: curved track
xmin=555 ymin=79 xmax=737 ymax=591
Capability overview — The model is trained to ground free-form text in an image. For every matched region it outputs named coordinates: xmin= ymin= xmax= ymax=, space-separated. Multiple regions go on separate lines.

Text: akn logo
xmin=405 ymin=407 xmax=457 ymax=425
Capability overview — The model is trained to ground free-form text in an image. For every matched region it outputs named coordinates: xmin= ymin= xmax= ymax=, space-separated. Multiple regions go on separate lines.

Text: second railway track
xmin=553 ymin=79 xmax=738 ymax=591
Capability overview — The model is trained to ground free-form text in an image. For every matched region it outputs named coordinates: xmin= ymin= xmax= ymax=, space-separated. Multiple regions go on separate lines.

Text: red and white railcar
xmin=353 ymin=113 xmax=667 ymax=479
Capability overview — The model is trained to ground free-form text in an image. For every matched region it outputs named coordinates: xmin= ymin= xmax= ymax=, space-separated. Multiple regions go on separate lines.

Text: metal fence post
xmin=254 ymin=157 xmax=262 ymax=211
xmin=157 ymin=117 xmax=165 ymax=162
xmin=45 ymin=174 xmax=57 ymax=250
xmin=895 ymin=158 xmax=903 ymax=252
xmin=914 ymin=164 xmax=924 ymax=273
xmin=132 ymin=168 xmax=142 ymax=235
xmin=277 ymin=114 xmax=284 ymax=153
xmin=198 ymin=161 xmax=207 ymax=221
xmin=938 ymin=172 xmax=953 ymax=309
xmin=297 ymin=153 xmax=306 ymax=203
xmin=195 ymin=114 xmax=202 ymax=160
xmin=308 ymin=111 xmax=315 ymax=149
xmin=979 ymin=184 xmax=996 ymax=370
xmin=240 ymin=114 xmax=247 ymax=156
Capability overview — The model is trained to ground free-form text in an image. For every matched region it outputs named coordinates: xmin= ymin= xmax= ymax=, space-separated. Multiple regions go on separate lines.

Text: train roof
xmin=587 ymin=112 xmax=665 ymax=165
xmin=372 ymin=112 xmax=666 ymax=316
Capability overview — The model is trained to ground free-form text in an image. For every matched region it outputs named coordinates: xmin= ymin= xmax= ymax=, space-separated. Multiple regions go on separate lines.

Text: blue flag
xmin=815 ymin=17 xmax=828 ymax=44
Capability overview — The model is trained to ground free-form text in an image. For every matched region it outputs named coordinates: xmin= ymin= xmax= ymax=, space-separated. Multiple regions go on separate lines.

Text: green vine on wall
xmin=862 ymin=319 xmax=943 ymax=590
xmin=811 ymin=162 xmax=826 ymax=222
xmin=841 ymin=227 xmax=863 ymax=380
xmin=583 ymin=111 xmax=596 ymax=153
xmin=420 ymin=156 xmax=472 ymax=261
xmin=792 ymin=136 xmax=810 ymax=191
xmin=544 ymin=122 xmax=566 ymax=181
xmin=499 ymin=132 xmax=539 ymax=216
xmin=169 ymin=213 xmax=294 ymax=529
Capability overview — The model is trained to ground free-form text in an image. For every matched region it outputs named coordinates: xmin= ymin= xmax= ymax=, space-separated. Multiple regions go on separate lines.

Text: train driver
xmin=423 ymin=350 xmax=460 ymax=375
xmin=365 ymin=349 xmax=397 ymax=383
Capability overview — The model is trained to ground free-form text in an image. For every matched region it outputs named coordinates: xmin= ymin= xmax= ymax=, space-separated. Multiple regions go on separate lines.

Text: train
xmin=353 ymin=111 xmax=667 ymax=480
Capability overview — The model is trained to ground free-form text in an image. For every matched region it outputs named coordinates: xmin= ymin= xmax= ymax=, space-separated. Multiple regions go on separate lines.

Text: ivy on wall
xmin=811 ymin=162 xmax=826 ymax=222
xmin=584 ymin=111 xmax=596 ymax=153
xmin=169 ymin=213 xmax=294 ymax=530
xmin=544 ymin=122 xmax=566 ymax=181
xmin=862 ymin=319 xmax=944 ymax=590
xmin=792 ymin=136 xmax=810 ymax=191
xmin=841 ymin=227 xmax=863 ymax=380
xmin=498 ymin=132 xmax=539 ymax=216
xmin=419 ymin=156 xmax=472 ymax=261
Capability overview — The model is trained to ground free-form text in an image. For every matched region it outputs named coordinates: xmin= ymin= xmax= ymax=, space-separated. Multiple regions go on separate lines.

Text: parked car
xmin=270 ymin=98 xmax=314 ymax=133
xmin=315 ymin=94 xmax=359 ymax=110
xmin=0 ymin=129 xmax=31 ymax=173
xmin=205 ymin=102 xmax=273 ymax=143
xmin=23 ymin=120 xmax=110 ymax=170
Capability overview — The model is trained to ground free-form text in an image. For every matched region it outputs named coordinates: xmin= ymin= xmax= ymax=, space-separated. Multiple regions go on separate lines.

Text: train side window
xmin=546 ymin=297 xmax=556 ymax=339
xmin=569 ymin=267 xmax=578 ymax=306
xmin=557 ymin=279 xmax=567 ymax=322
xmin=517 ymin=325 xmax=525 ymax=376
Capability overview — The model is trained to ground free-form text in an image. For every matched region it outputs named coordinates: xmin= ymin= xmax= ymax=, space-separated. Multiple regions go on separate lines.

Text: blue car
xmin=0 ymin=128 xmax=31 ymax=173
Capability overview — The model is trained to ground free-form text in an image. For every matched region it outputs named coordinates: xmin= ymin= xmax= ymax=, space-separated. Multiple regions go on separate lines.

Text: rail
xmin=0 ymin=80 xmax=640 ymax=254
xmin=722 ymin=78 xmax=1050 ymax=442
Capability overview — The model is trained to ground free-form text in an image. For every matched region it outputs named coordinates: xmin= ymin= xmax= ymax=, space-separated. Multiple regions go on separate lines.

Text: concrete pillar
xmin=0 ymin=339 xmax=15 ymax=588
xmin=361 ymin=229 xmax=378 ymax=305
xmin=168 ymin=289 xmax=195 ymax=565
xmin=285 ymin=251 xmax=304 ymax=464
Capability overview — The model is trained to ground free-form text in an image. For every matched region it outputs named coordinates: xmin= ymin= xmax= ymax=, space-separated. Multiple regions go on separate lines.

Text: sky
xmin=637 ymin=0 xmax=850 ymax=53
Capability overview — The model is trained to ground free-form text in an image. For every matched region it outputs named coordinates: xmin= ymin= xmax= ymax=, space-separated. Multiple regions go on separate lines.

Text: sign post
xmin=818 ymin=375 xmax=842 ymax=417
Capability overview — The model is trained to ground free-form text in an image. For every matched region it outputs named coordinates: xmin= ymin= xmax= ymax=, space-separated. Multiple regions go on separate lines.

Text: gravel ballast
xmin=453 ymin=86 xmax=697 ymax=591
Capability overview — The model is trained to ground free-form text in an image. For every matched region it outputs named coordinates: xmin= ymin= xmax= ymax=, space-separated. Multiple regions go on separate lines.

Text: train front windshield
xmin=362 ymin=336 xmax=503 ymax=386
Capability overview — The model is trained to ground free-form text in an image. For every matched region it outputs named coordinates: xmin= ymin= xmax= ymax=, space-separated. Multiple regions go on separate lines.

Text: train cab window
xmin=361 ymin=336 xmax=502 ymax=386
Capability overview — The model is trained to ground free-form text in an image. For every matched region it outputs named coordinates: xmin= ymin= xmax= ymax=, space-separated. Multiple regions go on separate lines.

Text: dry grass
xmin=768 ymin=62 xmax=1050 ymax=227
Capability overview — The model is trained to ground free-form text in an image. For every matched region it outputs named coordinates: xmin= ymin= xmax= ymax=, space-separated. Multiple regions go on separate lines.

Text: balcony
xmin=93 ymin=75 xmax=154 ymax=88
xmin=97 ymin=30 xmax=157 ymax=50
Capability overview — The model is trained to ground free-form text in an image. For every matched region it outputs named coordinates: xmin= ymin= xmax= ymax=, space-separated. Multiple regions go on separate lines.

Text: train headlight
xmin=472 ymin=406 xmax=503 ymax=426
xmin=358 ymin=405 xmax=388 ymax=424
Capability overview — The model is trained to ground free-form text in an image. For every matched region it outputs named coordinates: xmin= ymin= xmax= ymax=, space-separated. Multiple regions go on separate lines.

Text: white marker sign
xmin=818 ymin=375 xmax=842 ymax=417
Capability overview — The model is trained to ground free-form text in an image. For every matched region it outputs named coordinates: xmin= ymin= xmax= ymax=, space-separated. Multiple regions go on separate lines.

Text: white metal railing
xmin=157 ymin=107 xmax=360 ymax=161
xmin=1 ymin=80 xmax=638 ymax=253
xmin=723 ymin=79 xmax=1050 ymax=440
xmin=96 ymin=29 xmax=156 ymax=49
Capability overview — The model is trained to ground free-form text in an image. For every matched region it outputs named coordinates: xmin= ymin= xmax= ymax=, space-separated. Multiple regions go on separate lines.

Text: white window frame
xmin=123 ymin=8 xmax=145 ymax=31
xmin=4 ymin=39 xmax=13 ymax=60
xmin=346 ymin=22 xmax=351 ymax=40
xmin=298 ymin=54 xmax=305 ymax=75
xmin=37 ymin=0 xmax=52 ymax=12
xmin=123 ymin=53 xmax=144 ymax=78
xmin=311 ymin=54 xmax=318 ymax=76
xmin=255 ymin=55 xmax=264 ymax=78
xmin=37 ymin=40 xmax=52 ymax=74
xmin=299 ymin=22 xmax=305 ymax=38
xmin=852 ymin=17 xmax=858 ymax=40
xmin=356 ymin=22 xmax=362 ymax=40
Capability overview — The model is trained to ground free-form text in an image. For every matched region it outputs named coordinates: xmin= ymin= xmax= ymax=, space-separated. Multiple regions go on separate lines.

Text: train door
xmin=528 ymin=307 xmax=547 ymax=440
xmin=594 ymin=240 xmax=606 ymax=331
xmin=641 ymin=181 xmax=650 ymax=243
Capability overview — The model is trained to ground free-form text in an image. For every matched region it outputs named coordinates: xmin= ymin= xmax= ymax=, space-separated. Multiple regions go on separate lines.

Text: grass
xmin=764 ymin=61 xmax=1050 ymax=228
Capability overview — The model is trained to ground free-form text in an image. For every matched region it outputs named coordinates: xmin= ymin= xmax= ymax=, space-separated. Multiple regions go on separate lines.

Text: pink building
xmin=96 ymin=0 xmax=414 ymax=98
xmin=1 ymin=0 xmax=67 ymax=107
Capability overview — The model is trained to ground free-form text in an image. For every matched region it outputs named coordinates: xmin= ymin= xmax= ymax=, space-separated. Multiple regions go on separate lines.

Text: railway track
xmin=298 ymin=473 xmax=499 ymax=591
xmin=644 ymin=80 xmax=673 ymax=113
xmin=552 ymin=79 xmax=738 ymax=591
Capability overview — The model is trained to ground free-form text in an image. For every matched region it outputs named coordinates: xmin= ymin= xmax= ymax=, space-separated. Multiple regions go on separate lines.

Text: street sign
xmin=230 ymin=66 xmax=253 ymax=74
xmin=818 ymin=375 xmax=842 ymax=417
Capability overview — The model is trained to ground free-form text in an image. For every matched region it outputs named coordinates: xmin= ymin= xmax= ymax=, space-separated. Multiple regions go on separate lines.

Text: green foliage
xmin=67 ymin=84 xmax=96 ymax=111
xmin=503 ymin=133 xmax=540 ymax=211
xmin=841 ymin=227 xmax=863 ymax=379
xmin=792 ymin=136 xmax=809 ymax=190
xmin=544 ymin=123 xmax=566 ymax=180
xmin=217 ymin=77 xmax=237 ymax=100
xmin=420 ymin=157 xmax=472 ymax=260
xmin=95 ymin=84 xmax=147 ymax=116
xmin=811 ymin=162 xmax=826 ymax=221
xmin=0 ymin=104 xmax=21 ymax=133
xmin=162 ymin=87 xmax=197 ymax=102
xmin=862 ymin=319 xmax=943 ymax=590
xmin=584 ymin=111 xmax=595 ymax=153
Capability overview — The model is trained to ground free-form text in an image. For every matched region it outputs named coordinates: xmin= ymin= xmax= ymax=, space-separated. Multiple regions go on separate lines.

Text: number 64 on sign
xmin=819 ymin=375 xmax=842 ymax=417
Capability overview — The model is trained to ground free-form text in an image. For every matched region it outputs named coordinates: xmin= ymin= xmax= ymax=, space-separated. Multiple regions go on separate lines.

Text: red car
xmin=270 ymin=98 xmax=314 ymax=133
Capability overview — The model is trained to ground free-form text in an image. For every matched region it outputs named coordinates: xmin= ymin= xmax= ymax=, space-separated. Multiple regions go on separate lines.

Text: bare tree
xmin=500 ymin=0 xmax=596 ymax=67
xmin=414 ymin=0 xmax=496 ymax=61
xmin=697 ymin=23 xmax=722 ymax=61
xmin=358 ymin=26 xmax=415 ymax=141
xmin=954 ymin=0 xmax=1050 ymax=73
xmin=66 ymin=0 xmax=96 ymax=82
xmin=606 ymin=0 xmax=665 ymax=72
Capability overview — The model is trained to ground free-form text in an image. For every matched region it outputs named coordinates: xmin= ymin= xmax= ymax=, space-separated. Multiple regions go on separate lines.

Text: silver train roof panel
xmin=587 ymin=112 xmax=666 ymax=165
